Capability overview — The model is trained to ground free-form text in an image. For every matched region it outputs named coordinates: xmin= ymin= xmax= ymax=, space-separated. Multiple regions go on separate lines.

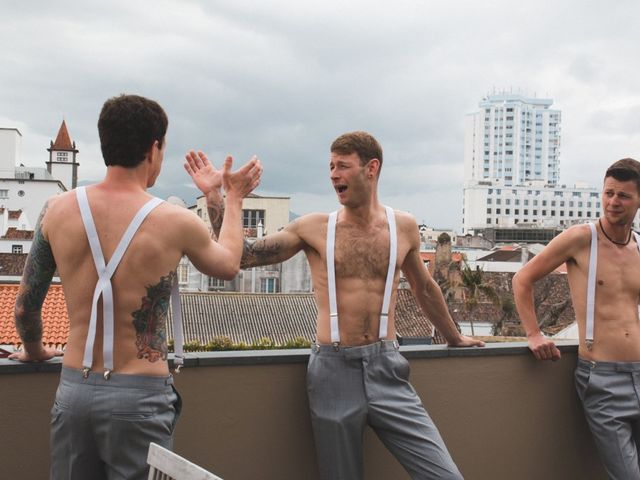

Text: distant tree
xmin=493 ymin=293 xmax=516 ymax=336
xmin=459 ymin=261 xmax=500 ymax=336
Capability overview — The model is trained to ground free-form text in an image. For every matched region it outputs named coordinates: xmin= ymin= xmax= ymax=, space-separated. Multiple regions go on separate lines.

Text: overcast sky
xmin=2 ymin=0 xmax=639 ymax=231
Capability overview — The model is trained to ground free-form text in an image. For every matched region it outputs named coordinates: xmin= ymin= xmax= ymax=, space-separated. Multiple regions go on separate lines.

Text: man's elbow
xmin=512 ymin=270 xmax=531 ymax=295
xmin=218 ymin=264 xmax=240 ymax=281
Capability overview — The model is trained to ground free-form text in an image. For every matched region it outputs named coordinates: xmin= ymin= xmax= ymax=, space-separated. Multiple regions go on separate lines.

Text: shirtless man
xmin=513 ymin=158 xmax=640 ymax=479
xmin=10 ymin=94 xmax=261 ymax=480
xmin=185 ymin=131 xmax=483 ymax=480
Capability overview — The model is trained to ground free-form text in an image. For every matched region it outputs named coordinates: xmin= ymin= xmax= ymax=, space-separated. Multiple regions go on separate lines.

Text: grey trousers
xmin=575 ymin=358 xmax=640 ymax=480
xmin=307 ymin=340 xmax=463 ymax=480
xmin=50 ymin=367 xmax=182 ymax=480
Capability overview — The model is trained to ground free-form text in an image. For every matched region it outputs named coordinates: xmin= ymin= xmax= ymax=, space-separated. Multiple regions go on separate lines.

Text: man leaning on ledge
xmin=513 ymin=158 xmax=640 ymax=480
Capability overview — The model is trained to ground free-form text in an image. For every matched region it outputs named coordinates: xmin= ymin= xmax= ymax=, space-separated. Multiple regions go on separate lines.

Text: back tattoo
xmin=131 ymin=271 xmax=175 ymax=362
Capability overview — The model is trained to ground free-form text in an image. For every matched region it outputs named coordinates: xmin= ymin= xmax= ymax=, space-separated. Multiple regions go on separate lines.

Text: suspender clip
xmin=332 ymin=342 xmax=340 ymax=352
xmin=174 ymin=364 xmax=182 ymax=374
xmin=82 ymin=367 xmax=90 ymax=379
xmin=585 ymin=339 xmax=594 ymax=351
xmin=103 ymin=369 xmax=111 ymax=380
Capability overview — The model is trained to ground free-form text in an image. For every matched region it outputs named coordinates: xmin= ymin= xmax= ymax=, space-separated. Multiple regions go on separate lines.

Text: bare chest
xmin=334 ymin=225 xmax=391 ymax=279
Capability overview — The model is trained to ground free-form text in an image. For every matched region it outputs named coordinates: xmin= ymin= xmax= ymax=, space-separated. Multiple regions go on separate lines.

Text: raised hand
xmin=221 ymin=155 xmax=263 ymax=200
xmin=184 ymin=151 xmax=222 ymax=194
xmin=184 ymin=151 xmax=262 ymax=198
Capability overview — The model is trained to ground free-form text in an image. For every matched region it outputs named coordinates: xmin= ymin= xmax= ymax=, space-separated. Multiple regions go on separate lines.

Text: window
xmin=260 ymin=278 xmax=278 ymax=293
xmin=208 ymin=277 xmax=225 ymax=290
xmin=243 ymin=209 xmax=265 ymax=229
xmin=178 ymin=264 xmax=189 ymax=284
xmin=0 ymin=189 xmax=8 ymax=199
xmin=12 ymin=245 xmax=23 ymax=254
xmin=487 ymin=208 xmax=492 ymax=214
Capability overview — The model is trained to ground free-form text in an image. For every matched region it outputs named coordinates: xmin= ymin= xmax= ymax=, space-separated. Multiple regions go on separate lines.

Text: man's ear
xmin=368 ymin=158 xmax=381 ymax=177
xmin=147 ymin=140 xmax=160 ymax=162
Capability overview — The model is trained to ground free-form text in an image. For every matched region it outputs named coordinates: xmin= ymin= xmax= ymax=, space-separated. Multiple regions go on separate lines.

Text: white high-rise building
xmin=464 ymin=93 xmax=561 ymax=187
xmin=462 ymin=92 xmax=605 ymax=235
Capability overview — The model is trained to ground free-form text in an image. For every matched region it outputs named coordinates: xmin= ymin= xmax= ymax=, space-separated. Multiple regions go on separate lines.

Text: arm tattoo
xmin=131 ymin=272 xmax=174 ymax=362
xmin=240 ymin=238 xmax=283 ymax=268
xmin=207 ymin=200 xmax=224 ymax=241
xmin=207 ymin=194 xmax=286 ymax=268
xmin=14 ymin=201 xmax=57 ymax=343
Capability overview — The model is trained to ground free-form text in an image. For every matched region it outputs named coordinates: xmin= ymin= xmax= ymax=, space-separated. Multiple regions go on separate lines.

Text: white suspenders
xmin=585 ymin=222 xmax=640 ymax=350
xmin=326 ymin=206 xmax=397 ymax=345
xmin=76 ymin=186 xmax=184 ymax=378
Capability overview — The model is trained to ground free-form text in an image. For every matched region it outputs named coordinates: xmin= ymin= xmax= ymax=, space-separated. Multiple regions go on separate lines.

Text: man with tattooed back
xmin=185 ymin=131 xmax=483 ymax=480
xmin=10 ymin=94 xmax=262 ymax=480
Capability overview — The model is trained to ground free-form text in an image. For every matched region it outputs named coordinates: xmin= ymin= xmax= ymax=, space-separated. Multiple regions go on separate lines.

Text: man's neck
xmin=340 ymin=199 xmax=384 ymax=226
xmin=599 ymin=217 xmax=633 ymax=245
xmin=100 ymin=165 xmax=150 ymax=193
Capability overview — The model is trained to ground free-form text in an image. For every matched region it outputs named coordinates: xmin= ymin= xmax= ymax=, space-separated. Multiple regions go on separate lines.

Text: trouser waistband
xmin=311 ymin=339 xmax=399 ymax=358
xmin=61 ymin=366 xmax=174 ymax=388
xmin=578 ymin=357 xmax=640 ymax=372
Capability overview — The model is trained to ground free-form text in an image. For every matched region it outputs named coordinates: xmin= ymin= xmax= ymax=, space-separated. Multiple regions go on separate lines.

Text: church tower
xmin=46 ymin=120 xmax=79 ymax=190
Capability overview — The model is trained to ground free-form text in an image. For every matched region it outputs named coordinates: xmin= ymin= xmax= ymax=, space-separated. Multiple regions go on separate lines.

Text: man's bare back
xmin=44 ymin=187 xmax=192 ymax=375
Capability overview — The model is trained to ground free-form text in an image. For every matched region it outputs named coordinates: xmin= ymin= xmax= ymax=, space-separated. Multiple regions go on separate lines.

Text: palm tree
xmin=459 ymin=261 xmax=499 ymax=336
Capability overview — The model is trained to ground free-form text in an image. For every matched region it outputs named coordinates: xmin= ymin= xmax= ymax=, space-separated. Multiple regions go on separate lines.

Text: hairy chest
xmin=333 ymin=224 xmax=392 ymax=279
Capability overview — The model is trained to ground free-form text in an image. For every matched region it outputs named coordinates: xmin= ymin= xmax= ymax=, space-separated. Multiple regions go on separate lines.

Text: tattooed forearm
xmin=14 ymin=202 xmax=56 ymax=343
xmin=240 ymin=238 xmax=283 ymax=268
xmin=207 ymin=203 xmax=224 ymax=241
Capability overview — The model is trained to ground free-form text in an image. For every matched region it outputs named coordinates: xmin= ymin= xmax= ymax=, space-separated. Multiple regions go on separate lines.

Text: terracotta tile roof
xmin=8 ymin=210 xmax=22 ymax=220
xmin=51 ymin=120 xmax=74 ymax=150
xmin=0 ymin=253 xmax=27 ymax=275
xmin=2 ymin=228 xmax=34 ymax=240
xmin=0 ymin=284 xmax=69 ymax=347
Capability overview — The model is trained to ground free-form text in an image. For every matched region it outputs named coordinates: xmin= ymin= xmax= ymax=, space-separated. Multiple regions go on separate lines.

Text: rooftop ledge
xmin=0 ymin=340 xmax=580 ymax=374
xmin=3 ymin=339 xmax=605 ymax=480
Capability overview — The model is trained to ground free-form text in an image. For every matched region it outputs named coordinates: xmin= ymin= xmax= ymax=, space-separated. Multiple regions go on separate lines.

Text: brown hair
xmin=605 ymin=158 xmax=640 ymax=193
xmin=331 ymin=131 xmax=383 ymax=174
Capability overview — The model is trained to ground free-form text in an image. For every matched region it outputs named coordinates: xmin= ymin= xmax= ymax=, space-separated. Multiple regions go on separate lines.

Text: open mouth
xmin=336 ymin=185 xmax=347 ymax=193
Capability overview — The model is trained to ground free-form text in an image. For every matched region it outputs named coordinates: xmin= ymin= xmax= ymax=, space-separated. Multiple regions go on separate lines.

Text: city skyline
xmin=2 ymin=1 xmax=639 ymax=231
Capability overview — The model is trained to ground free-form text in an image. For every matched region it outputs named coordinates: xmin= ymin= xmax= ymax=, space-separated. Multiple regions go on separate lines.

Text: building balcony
xmin=1 ymin=341 xmax=605 ymax=479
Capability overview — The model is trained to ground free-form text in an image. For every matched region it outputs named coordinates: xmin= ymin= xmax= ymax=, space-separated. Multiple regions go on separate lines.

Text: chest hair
xmin=334 ymin=223 xmax=390 ymax=279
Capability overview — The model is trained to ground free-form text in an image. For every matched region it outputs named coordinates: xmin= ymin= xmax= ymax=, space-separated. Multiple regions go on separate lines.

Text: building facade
xmin=0 ymin=124 xmax=76 ymax=227
xmin=182 ymin=193 xmax=312 ymax=293
xmin=462 ymin=93 xmax=609 ymax=234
